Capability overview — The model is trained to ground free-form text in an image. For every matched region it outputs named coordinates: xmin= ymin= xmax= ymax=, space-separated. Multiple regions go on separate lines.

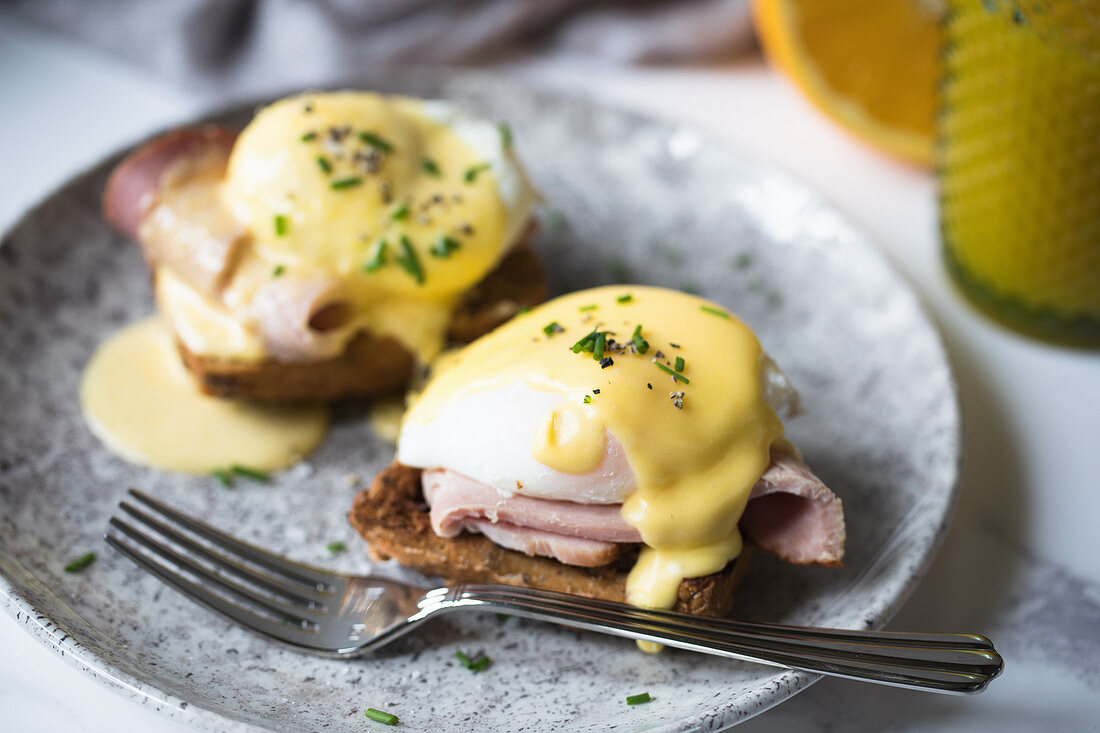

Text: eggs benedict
xmin=350 ymin=286 xmax=845 ymax=618
xmin=100 ymin=91 xmax=544 ymax=402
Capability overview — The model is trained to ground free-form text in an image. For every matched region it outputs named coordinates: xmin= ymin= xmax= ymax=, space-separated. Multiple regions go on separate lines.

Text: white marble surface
xmin=1 ymin=10 xmax=1097 ymax=732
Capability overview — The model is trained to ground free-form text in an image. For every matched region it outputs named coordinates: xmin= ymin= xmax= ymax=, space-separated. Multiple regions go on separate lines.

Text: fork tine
xmin=105 ymin=532 xmax=323 ymax=649
xmin=108 ymin=515 xmax=324 ymax=624
xmin=126 ymin=489 xmax=338 ymax=591
xmin=118 ymin=500 xmax=332 ymax=607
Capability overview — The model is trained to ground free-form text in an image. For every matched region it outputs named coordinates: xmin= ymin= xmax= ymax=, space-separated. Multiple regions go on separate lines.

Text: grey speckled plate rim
xmin=0 ymin=71 xmax=963 ymax=732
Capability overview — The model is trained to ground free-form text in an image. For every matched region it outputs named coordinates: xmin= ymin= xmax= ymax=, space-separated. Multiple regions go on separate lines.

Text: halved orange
xmin=753 ymin=0 xmax=942 ymax=166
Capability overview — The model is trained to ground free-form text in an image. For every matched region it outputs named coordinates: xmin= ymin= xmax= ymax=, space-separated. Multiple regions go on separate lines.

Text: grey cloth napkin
xmin=11 ymin=0 xmax=754 ymax=93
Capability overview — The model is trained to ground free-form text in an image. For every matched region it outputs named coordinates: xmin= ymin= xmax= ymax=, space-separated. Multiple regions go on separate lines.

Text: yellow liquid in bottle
xmin=939 ymin=0 xmax=1100 ymax=346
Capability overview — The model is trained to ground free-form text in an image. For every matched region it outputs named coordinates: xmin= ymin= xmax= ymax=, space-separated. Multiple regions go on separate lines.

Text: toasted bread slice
xmin=178 ymin=238 xmax=547 ymax=402
xmin=349 ymin=461 xmax=752 ymax=617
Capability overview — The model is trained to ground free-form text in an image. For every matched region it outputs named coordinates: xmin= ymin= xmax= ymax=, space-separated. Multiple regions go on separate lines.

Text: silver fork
xmin=105 ymin=489 xmax=1003 ymax=694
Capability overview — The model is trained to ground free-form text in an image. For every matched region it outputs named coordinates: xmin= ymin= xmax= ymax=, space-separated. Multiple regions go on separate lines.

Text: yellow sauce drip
xmin=80 ymin=318 xmax=328 ymax=473
xmin=403 ymin=286 xmax=784 ymax=611
xmin=531 ymin=402 xmax=607 ymax=474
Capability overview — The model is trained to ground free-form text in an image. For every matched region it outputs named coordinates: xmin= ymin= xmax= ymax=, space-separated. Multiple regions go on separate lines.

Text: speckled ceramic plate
xmin=0 ymin=73 xmax=959 ymax=732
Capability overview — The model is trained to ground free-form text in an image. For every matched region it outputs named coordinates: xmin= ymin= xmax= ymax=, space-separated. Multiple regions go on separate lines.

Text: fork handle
xmin=435 ymin=584 xmax=1002 ymax=694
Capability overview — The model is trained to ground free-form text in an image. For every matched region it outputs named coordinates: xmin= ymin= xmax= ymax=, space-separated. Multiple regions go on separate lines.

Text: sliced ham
xmin=250 ymin=276 xmax=355 ymax=362
xmin=466 ymin=520 xmax=622 ymax=567
xmin=421 ymin=469 xmax=641 ymax=542
xmin=740 ymin=445 xmax=846 ymax=566
xmin=103 ymin=126 xmax=247 ymax=296
xmin=421 ymin=443 xmax=845 ymax=569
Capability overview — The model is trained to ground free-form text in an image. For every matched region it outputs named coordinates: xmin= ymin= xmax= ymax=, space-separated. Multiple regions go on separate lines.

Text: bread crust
xmin=349 ymin=461 xmax=752 ymax=617
xmin=177 ymin=236 xmax=547 ymax=402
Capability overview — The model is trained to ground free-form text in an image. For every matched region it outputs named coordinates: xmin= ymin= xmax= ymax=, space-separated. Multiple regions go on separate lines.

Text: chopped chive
xmin=330 ymin=176 xmax=362 ymax=190
xmin=364 ymin=239 xmax=389 ymax=272
xmin=542 ymin=321 xmax=563 ymax=336
xmin=213 ymin=469 xmax=234 ymax=487
xmin=571 ymin=329 xmax=597 ymax=353
xmin=662 ymin=245 xmax=685 ymax=265
xmin=674 ymin=356 xmax=685 ymax=373
xmin=326 ymin=541 xmax=347 ymax=554
xmin=632 ymin=325 xmax=649 ymax=355
xmin=396 ymin=235 xmax=424 ymax=284
xmin=655 ymin=362 xmax=690 ymax=384
xmin=767 ymin=291 xmax=783 ymax=308
xmin=420 ymin=157 xmax=441 ymax=177
xmin=63 ymin=551 xmax=96 ymax=573
xmin=272 ymin=264 xmax=286 ymax=277
xmin=359 ymin=131 xmax=393 ymax=152
xmin=700 ymin=305 xmax=730 ymax=319
xmin=732 ymin=252 xmax=753 ymax=270
xmin=273 ymin=215 xmax=289 ymax=237
xmin=544 ymin=208 xmax=568 ymax=231
xmin=430 ymin=235 xmax=461 ymax=258
xmin=390 ymin=203 xmax=410 ymax=221
xmin=495 ymin=612 xmax=509 ymax=622
xmin=583 ymin=395 xmax=592 ymax=404
xmin=680 ymin=282 xmax=701 ymax=296
xmin=464 ymin=162 xmax=490 ymax=183
xmin=626 ymin=692 xmax=652 ymax=706
xmin=364 ymin=708 xmax=399 ymax=725
xmin=616 ymin=294 xmax=634 ymax=303
xmin=300 ymin=131 xmax=318 ymax=142
xmin=499 ymin=121 xmax=513 ymax=149
xmin=593 ymin=331 xmax=606 ymax=360
xmin=316 ymin=156 xmax=332 ymax=174
xmin=455 ymin=650 xmax=491 ymax=672
xmin=231 ymin=465 xmax=270 ymax=482
xmin=579 ymin=304 xmax=598 ymax=312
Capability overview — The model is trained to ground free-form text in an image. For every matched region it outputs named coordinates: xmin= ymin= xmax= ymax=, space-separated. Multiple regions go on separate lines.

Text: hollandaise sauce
xmin=159 ymin=91 xmax=537 ymax=366
xmin=80 ymin=318 xmax=328 ymax=473
xmin=402 ymin=286 xmax=784 ymax=612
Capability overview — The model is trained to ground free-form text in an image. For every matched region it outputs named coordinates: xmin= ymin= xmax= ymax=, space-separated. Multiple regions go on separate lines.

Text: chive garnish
xmin=63 ymin=552 xmax=96 ymax=573
xmin=571 ymin=329 xmax=598 ymax=353
xmin=391 ymin=203 xmax=410 ymax=221
xmin=616 ymin=294 xmax=633 ymax=303
xmin=421 ymin=157 xmax=441 ymax=177
xmin=674 ymin=356 xmax=685 ymax=373
xmin=316 ymin=156 xmax=332 ymax=174
xmin=626 ymin=692 xmax=652 ymax=706
xmin=583 ymin=395 xmax=592 ymax=404
xmin=231 ymin=465 xmax=270 ymax=482
xmin=592 ymin=331 xmax=606 ymax=360
xmin=326 ymin=541 xmax=346 ymax=554
xmin=700 ymin=305 xmax=730 ymax=319
xmin=579 ymin=304 xmax=598 ymax=312
xmin=464 ymin=162 xmax=490 ymax=183
xmin=767 ymin=291 xmax=783 ymax=308
xmin=364 ymin=708 xmax=399 ymax=725
xmin=364 ymin=239 xmax=388 ymax=272
xmin=499 ymin=122 xmax=513 ymax=149
xmin=632 ymin=325 xmax=649 ymax=355
xmin=272 ymin=264 xmax=286 ymax=277
xmin=542 ymin=321 xmax=563 ymax=336
xmin=655 ymin=362 xmax=690 ymax=384
xmin=273 ymin=215 xmax=289 ymax=237
xmin=732 ymin=252 xmax=753 ymax=270
xmin=330 ymin=176 xmax=362 ymax=190
xmin=213 ymin=469 xmax=233 ymax=487
xmin=430 ymin=235 xmax=461 ymax=258
xmin=300 ymin=131 xmax=318 ymax=143
xmin=495 ymin=612 xmax=509 ymax=622
xmin=455 ymin=650 xmax=491 ymax=672
xmin=359 ymin=131 xmax=393 ymax=152
xmin=396 ymin=235 xmax=424 ymax=284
